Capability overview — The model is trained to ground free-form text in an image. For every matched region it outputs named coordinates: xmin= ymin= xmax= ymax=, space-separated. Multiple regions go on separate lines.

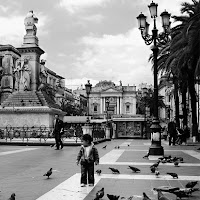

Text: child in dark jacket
xmin=76 ymin=134 xmax=99 ymax=187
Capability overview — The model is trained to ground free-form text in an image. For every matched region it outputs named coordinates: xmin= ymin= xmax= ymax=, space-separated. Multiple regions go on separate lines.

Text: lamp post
xmin=105 ymin=98 xmax=110 ymax=126
xmin=143 ymin=87 xmax=148 ymax=138
xmin=137 ymin=1 xmax=171 ymax=156
xmin=85 ymin=80 xmax=92 ymax=124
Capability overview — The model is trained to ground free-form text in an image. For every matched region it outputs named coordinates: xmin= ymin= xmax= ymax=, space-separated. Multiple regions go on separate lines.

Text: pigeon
xmin=150 ymin=160 xmax=160 ymax=168
xmin=8 ymin=193 xmax=15 ymax=200
xmin=153 ymin=187 xmax=180 ymax=193
xmin=155 ymin=170 xmax=160 ymax=177
xmin=188 ymin=187 xmax=200 ymax=195
xmin=167 ymin=189 xmax=189 ymax=199
xmin=158 ymin=157 xmax=164 ymax=160
xmin=174 ymin=161 xmax=179 ymax=167
xmin=128 ymin=166 xmax=140 ymax=173
xmin=114 ymin=146 xmax=118 ymax=149
xmin=166 ymin=172 xmax=178 ymax=179
xmin=107 ymin=194 xmax=120 ymax=200
xmin=127 ymin=196 xmax=133 ymax=200
xmin=43 ymin=168 xmax=52 ymax=178
xmin=94 ymin=188 xmax=104 ymax=200
xmin=157 ymin=190 xmax=170 ymax=200
xmin=178 ymin=157 xmax=184 ymax=163
xmin=102 ymin=145 xmax=107 ymax=149
xmin=117 ymin=146 xmax=120 ymax=149
xmin=109 ymin=167 xmax=120 ymax=174
xmin=161 ymin=160 xmax=167 ymax=164
xmin=127 ymin=144 xmax=130 ymax=147
xmin=143 ymin=192 xmax=151 ymax=200
xmin=150 ymin=166 xmax=156 ymax=173
xmin=96 ymin=169 xmax=102 ymax=175
xmin=185 ymin=181 xmax=198 ymax=188
xmin=143 ymin=153 xmax=149 ymax=159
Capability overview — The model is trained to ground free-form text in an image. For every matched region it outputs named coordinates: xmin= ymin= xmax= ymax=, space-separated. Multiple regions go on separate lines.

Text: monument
xmin=0 ymin=11 xmax=65 ymax=128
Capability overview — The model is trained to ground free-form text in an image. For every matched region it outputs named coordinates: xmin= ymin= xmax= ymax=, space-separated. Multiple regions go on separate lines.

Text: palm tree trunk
xmin=188 ymin=73 xmax=198 ymax=138
xmin=173 ymin=76 xmax=180 ymax=128
xmin=182 ymin=85 xmax=187 ymax=127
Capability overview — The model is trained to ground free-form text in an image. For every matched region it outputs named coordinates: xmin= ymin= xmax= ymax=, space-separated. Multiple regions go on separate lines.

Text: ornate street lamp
xmin=143 ymin=87 xmax=148 ymax=138
xmin=105 ymin=98 xmax=110 ymax=126
xmin=136 ymin=1 xmax=171 ymax=156
xmin=85 ymin=80 xmax=92 ymax=123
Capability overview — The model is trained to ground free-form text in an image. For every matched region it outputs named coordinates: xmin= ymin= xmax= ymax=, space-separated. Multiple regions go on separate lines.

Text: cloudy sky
xmin=0 ymin=0 xmax=190 ymax=89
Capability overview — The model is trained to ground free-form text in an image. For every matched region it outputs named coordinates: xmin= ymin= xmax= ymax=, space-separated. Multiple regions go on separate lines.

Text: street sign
xmin=107 ymin=107 xmax=115 ymax=111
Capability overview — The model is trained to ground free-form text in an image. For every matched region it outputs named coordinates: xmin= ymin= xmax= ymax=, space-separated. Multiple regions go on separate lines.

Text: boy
xmin=76 ymin=134 xmax=99 ymax=187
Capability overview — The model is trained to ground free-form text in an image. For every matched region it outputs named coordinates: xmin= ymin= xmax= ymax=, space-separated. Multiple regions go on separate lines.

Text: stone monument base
xmin=0 ymin=107 xmax=64 ymax=128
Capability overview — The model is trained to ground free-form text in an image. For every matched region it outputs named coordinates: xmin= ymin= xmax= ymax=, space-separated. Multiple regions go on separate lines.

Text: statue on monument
xmin=0 ymin=52 xmax=14 ymax=89
xmin=24 ymin=10 xmax=38 ymax=36
xmin=20 ymin=58 xmax=31 ymax=91
xmin=38 ymin=59 xmax=48 ymax=91
xmin=2 ymin=53 xmax=14 ymax=75
xmin=13 ymin=59 xmax=22 ymax=90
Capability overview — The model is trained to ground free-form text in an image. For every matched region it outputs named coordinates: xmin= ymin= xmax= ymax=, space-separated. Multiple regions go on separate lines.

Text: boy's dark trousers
xmin=81 ymin=161 xmax=94 ymax=184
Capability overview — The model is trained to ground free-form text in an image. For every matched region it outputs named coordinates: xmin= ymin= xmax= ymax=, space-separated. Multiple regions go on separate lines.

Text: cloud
xmin=58 ymin=53 xmax=66 ymax=57
xmin=0 ymin=16 xmax=25 ymax=46
xmin=0 ymin=5 xmax=9 ymax=13
xmin=71 ymin=28 xmax=153 ymax=86
xmin=59 ymin=0 xmax=109 ymax=14
xmin=65 ymin=78 xmax=99 ymax=90
xmin=81 ymin=14 xmax=104 ymax=23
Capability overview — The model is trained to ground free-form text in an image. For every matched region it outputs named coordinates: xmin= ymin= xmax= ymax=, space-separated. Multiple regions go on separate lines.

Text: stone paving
xmin=37 ymin=139 xmax=200 ymax=200
xmin=0 ymin=139 xmax=200 ymax=200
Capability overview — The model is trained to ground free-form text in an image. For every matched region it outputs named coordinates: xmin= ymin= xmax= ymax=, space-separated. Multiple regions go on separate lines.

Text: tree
xmin=170 ymin=0 xmax=200 ymax=138
xmin=60 ymin=100 xmax=84 ymax=116
xmin=136 ymin=88 xmax=165 ymax=116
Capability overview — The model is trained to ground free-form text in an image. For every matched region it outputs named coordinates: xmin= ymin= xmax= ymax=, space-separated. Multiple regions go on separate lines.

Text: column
xmin=116 ymin=97 xmax=119 ymax=114
xmin=120 ymin=97 xmax=123 ymax=114
xmin=100 ymin=97 xmax=102 ymax=114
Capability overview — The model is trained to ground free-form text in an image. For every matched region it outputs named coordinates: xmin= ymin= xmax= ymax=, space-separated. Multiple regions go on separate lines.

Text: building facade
xmin=74 ymin=80 xmax=145 ymax=138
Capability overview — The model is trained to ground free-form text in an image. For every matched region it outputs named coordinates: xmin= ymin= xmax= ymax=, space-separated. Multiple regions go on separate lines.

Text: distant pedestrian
xmin=53 ymin=114 xmax=64 ymax=150
xmin=176 ymin=127 xmax=184 ymax=145
xmin=167 ymin=119 xmax=177 ymax=146
xmin=76 ymin=134 xmax=99 ymax=187
xmin=162 ymin=126 xmax=168 ymax=140
xmin=183 ymin=125 xmax=190 ymax=144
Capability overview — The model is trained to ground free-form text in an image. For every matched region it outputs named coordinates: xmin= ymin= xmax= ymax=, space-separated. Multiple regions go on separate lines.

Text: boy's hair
xmin=82 ymin=134 xmax=92 ymax=144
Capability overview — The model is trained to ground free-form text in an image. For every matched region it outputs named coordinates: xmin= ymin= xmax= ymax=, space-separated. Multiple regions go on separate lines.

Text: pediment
xmin=101 ymin=87 xmax=122 ymax=93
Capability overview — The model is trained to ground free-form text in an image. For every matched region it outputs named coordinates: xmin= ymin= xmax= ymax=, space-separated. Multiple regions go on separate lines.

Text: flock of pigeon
xmin=93 ymin=181 xmax=199 ymax=200
xmin=93 ymin=144 xmax=200 ymax=200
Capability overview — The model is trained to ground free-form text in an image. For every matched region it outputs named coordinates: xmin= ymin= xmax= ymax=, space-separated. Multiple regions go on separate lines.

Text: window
xmin=126 ymin=105 xmax=130 ymax=112
xmin=94 ymin=105 xmax=97 ymax=112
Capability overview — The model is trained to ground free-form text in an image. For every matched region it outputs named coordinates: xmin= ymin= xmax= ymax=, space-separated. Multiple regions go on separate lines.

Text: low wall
xmin=0 ymin=112 xmax=51 ymax=127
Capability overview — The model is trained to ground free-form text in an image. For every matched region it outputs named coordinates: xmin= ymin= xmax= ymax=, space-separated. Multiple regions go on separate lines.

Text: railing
xmin=0 ymin=125 xmax=82 ymax=143
xmin=0 ymin=124 xmax=106 ymax=143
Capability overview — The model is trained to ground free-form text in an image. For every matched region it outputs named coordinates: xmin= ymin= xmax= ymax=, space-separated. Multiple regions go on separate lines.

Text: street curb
xmin=0 ymin=138 xmax=108 ymax=146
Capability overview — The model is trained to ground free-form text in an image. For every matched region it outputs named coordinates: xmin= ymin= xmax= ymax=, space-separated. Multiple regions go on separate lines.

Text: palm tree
xmin=149 ymin=0 xmax=200 ymax=140
xmin=171 ymin=0 xmax=200 ymax=139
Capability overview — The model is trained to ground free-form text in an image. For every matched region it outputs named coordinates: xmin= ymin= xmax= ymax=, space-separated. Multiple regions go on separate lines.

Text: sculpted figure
xmin=0 ymin=53 xmax=14 ymax=89
xmin=24 ymin=10 xmax=38 ymax=36
xmin=20 ymin=58 xmax=31 ymax=90
xmin=2 ymin=53 xmax=13 ymax=75
xmin=13 ymin=59 xmax=21 ymax=90
xmin=38 ymin=59 xmax=48 ymax=91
